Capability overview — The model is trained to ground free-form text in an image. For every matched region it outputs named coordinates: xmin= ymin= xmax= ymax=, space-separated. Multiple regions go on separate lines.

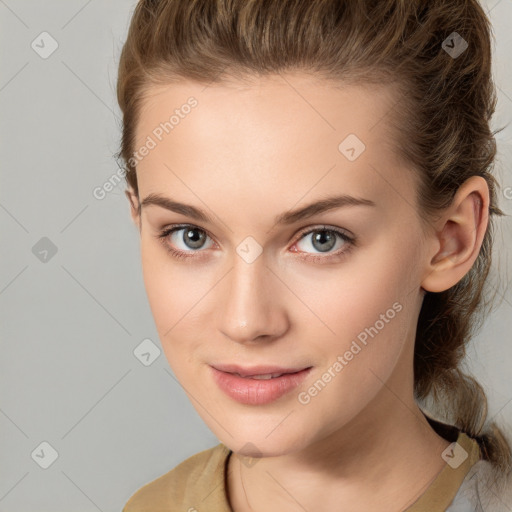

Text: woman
xmin=116 ymin=0 xmax=512 ymax=510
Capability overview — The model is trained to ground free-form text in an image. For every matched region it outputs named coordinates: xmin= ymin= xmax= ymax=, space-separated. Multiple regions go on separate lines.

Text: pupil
xmin=313 ymin=231 xmax=336 ymax=252
xmin=184 ymin=229 xmax=205 ymax=249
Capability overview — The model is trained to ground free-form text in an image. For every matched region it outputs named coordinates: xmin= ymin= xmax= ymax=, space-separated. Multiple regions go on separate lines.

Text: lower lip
xmin=209 ymin=366 xmax=312 ymax=405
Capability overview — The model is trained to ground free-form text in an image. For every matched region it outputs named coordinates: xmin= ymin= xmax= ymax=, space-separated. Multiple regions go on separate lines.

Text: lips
xmin=233 ymin=372 xmax=286 ymax=380
xmin=209 ymin=364 xmax=313 ymax=405
xmin=211 ymin=363 xmax=310 ymax=378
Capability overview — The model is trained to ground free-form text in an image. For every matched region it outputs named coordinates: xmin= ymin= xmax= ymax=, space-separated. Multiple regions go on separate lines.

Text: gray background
xmin=0 ymin=1 xmax=511 ymax=511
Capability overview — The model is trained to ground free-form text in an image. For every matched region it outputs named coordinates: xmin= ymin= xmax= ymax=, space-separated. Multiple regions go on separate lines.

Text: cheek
xmin=139 ymin=240 xmax=215 ymax=370
xmin=140 ymin=242 xmax=192 ymax=338
xmin=301 ymin=293 xmax=415 ymax=430
xmin=141 ymin=244 xmax=171 ymax=325
xmin=294 ymin=236 xmax=421 ymax=398
xmin=290 ymin=234 xmax=420 ymax=351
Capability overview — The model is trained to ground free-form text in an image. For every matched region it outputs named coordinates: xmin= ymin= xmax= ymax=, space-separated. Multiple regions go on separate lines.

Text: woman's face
xmin=130 ymin=73 xmax=431 ymax=456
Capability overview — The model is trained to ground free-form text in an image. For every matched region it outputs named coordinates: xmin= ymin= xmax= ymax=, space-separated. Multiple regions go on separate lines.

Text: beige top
xmin=123 ymin=431 xmax=482 ymax=512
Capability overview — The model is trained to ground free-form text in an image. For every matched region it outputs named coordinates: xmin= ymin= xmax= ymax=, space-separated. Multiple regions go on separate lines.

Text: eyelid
xmin=293 ymin=224 xmax=354 ymax=242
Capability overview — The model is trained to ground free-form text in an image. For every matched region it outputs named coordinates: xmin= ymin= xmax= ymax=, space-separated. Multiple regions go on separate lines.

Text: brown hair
xmin=116 ymin=0 xmax=511 ymax=486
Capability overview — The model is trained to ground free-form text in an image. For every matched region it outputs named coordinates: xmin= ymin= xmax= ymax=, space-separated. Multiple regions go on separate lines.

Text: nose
xmin=217 ymin=254 xmax=290 ymax=345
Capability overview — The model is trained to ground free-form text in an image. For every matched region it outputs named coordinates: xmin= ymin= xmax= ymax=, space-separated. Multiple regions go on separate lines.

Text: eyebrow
xmin=140 ymin=193 xmax=376 ymax=226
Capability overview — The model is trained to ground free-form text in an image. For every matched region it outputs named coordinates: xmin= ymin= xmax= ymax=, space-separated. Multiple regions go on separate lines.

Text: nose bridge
xmin=218 ymin=251 xmax=288 ymax=343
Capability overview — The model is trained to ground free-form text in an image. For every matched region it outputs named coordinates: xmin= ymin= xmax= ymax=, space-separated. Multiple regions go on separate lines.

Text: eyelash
xmin=156 ymin=224 xmax=356 ymax=263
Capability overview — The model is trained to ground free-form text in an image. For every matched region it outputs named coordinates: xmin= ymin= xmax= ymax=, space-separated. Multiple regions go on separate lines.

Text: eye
xmin=290 ymin=226 xmax=355 ymax=261
xmin=157 ymin=223 xmax=355 ymax=263
xmin=157 ymin=224 xmax=214 ymax=259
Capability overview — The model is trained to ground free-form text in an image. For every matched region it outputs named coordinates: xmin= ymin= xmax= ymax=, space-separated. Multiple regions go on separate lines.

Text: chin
xmin=213 ymin=421 xmax=313 ymax=458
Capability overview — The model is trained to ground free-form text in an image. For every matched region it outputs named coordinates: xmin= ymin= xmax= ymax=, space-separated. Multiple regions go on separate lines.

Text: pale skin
xmin=126 ymin=72 xmax=489 ymax=512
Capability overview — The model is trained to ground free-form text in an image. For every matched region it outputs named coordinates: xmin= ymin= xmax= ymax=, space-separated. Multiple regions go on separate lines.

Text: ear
xmin=125 ymin=187 xmax=141 ymax=230
xmin=421 ymin=176 xmax=490 ymax=293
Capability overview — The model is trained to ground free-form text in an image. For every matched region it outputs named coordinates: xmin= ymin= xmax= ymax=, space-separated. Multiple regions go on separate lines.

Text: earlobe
xmin=421 ymin=176 xmax=489 ymax=293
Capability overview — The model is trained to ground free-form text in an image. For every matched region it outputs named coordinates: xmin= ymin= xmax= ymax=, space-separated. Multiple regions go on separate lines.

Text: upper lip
xmin=211 ymin=363 xmax=311 ymax=377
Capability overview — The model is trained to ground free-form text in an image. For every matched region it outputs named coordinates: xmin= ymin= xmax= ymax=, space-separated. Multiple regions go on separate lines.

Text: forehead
xmin=136 ymin=72 xmax=399 ymax=151
xmin=134 ymin=73 xmax=412 ymax=215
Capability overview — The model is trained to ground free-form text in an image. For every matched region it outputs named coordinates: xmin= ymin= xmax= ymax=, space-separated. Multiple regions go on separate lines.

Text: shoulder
xmin=122 ymin=443 xmax=231 ymax=512
xmin=447 ymin=458 xmax=512 ymax=511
